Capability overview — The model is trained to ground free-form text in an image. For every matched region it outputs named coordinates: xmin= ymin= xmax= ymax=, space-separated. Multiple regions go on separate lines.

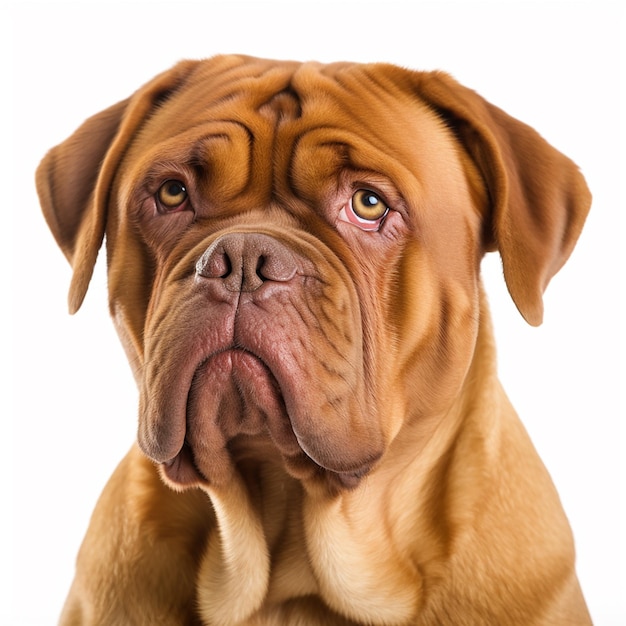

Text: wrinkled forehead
xmin=123 ymin=58 xmax=463 ymax=203
xmin=143 ymin=57 xmax=425 ymax=131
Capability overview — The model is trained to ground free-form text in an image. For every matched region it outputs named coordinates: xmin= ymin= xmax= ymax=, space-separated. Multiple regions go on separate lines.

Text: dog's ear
xmin=36 ymin=60 xmax=199 ymax=314
xmin=409 ymin=71 xmax=591 ymax=326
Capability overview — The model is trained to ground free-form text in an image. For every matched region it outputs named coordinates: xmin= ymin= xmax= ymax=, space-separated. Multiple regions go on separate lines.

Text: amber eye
xmin=351 ymin=189 xmax=388 ymax=221
xmin=157 ymin=180 xmax=188 ymax=211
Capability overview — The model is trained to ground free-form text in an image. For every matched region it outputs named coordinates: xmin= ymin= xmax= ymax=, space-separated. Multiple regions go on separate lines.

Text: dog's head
xmin=37 ymin=55 xmax=590 ymax=490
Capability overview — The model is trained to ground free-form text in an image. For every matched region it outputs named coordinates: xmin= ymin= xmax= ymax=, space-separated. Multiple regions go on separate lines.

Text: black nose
xmin=195 ymin=233 xmax=297 ymax=292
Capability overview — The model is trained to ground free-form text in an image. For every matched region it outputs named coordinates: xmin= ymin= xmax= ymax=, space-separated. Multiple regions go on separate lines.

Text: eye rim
xmin=156 ymin=179 xmax=190 ymax=213
xmin=339 ymin=188 xmax=390 ymax=232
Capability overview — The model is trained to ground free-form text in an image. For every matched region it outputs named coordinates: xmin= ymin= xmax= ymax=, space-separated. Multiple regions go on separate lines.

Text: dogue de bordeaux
xmin=37 ymin=55 xmax=593 ymax=625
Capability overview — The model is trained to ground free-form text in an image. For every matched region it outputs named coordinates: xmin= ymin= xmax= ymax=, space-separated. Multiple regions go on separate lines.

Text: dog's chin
xmin=159 ymin=442 xmax=371 ymax=492
xmin=154 ymin=349 xmax=376 ymax=492
xmin=160 ymin=443 xmax=206 ymax=489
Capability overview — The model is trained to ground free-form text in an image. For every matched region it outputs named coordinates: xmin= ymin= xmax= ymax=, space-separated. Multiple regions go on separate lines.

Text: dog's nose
xmin=196 ymin=233 xmax=297 ymax=292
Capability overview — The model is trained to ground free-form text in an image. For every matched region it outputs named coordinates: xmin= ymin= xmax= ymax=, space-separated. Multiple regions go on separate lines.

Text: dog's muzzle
xmin=139 ymin=229 xmax=384 ymax=489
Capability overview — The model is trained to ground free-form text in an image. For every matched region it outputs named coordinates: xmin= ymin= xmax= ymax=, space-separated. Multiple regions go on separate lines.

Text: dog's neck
xmin=192 ymin=293 xmax=502 ymax=625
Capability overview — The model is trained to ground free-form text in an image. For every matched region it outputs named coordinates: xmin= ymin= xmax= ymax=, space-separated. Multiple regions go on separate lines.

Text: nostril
xmin=196 ymin=245 xmax=231 ymax=279
xmin=257 ymin=249 xmax=297 ymax=283
xmin=219 ymin=253 xmax=232 ymax=279
xmin=255 ymin=255 xmax=266 ymax=281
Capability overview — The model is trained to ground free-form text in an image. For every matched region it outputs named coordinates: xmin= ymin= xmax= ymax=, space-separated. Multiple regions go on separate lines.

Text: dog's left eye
xmin=156 ymin=180 xmax=189 ymax=212
xmin=339 ymin=190 xmax=390 ymax=232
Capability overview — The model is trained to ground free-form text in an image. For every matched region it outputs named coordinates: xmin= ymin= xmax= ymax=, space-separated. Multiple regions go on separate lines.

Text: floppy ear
xmin=410 ymin=71 xmax=592 ymax=326
xmin=36 ymin=60 xmax=200 ymax=314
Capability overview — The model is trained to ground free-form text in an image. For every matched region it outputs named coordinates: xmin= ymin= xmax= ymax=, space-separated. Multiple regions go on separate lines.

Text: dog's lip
xmin=154 ymin=346 xmax=296 ymax=486
xmin=151 ymin=345 xmax=381 ymax=487
xmin=139 ymin=345 xmax=280 ymax=463
xmin=159 ymin=440 xmax=376 ymax=490
xmin=161 ymin=443 xmax=205 ymax=486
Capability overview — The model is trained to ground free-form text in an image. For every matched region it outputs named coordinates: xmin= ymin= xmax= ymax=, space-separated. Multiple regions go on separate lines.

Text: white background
xmin=4 ymin=1 xmax=624 ymax=624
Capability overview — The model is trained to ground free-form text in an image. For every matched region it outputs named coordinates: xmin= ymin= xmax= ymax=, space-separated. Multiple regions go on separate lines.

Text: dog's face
xmin=37 ymin=55 xmax=590 ymax=492
xmin=113 ymin=59 xmax=487 ymax=490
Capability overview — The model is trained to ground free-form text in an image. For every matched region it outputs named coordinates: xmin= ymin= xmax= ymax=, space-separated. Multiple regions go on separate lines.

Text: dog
xmin=37 ymin=55 xmax=592 ymax=625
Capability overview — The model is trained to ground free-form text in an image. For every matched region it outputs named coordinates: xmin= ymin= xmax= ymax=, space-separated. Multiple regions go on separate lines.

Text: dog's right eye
xmin=156 ymin=180 xmax=189 ymax=212
xmin=338 ymin=189 xmax=390 ymax=232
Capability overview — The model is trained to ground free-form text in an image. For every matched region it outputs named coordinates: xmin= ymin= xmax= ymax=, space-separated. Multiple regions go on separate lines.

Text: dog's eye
xmin=157 ymin=180 xmax=189 ymax=212
xmin=352 ymin=190 xmax=388 ymax=221
xmin=339 ymin=190 xmax=390 ymax=231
